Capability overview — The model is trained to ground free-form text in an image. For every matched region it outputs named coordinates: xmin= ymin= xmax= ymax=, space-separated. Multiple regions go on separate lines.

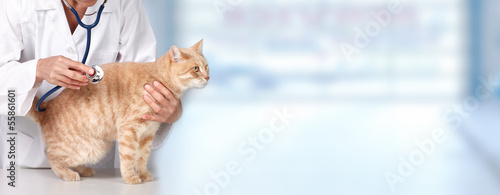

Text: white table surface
xmin=0 ymin=168 xmax=161 ymax=195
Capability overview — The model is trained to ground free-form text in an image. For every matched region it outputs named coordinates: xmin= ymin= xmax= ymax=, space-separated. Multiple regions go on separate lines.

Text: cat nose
xmin=205 ymin=76 xmax=210 ymax=81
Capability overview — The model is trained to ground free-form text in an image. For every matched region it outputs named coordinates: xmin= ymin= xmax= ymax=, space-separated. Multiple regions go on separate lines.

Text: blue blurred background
xmin=142 ymin=0 xmax=500 ymax=194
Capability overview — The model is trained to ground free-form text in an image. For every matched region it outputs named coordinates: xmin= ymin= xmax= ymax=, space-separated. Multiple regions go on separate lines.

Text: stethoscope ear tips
xmin=86 ymin=65 xmax=104 ymax=84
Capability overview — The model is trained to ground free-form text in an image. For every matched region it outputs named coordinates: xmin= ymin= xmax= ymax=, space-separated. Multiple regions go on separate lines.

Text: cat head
xmin=166 ymin=40 xmax=209 ymax=90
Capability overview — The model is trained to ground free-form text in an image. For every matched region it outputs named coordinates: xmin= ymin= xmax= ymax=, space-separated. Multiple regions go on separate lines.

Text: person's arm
xmin=0 ymin=0 xmax=41 ymax=116
xmin=0 ymin=1 xmax=93 ymax=116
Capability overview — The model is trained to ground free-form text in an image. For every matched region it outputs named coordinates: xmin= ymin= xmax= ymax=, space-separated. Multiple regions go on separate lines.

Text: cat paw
xmin=79 ymin=167 xmax=95 ymax=177
xmin=62 ymin=172 xmax=81 ymax=182
xmin=123 ymin=175 xmax=142 ymax=184
xmin=139 ymin=172 xmax=153 ymax=182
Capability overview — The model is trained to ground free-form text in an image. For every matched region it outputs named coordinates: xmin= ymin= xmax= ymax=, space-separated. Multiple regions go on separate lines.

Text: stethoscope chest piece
xmin=86 ymin=65 xmax=104 ymax=84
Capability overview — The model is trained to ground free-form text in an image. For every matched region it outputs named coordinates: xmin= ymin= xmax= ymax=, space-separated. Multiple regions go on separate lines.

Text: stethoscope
xmin=36 ymin=0 xmax=106 ymax=112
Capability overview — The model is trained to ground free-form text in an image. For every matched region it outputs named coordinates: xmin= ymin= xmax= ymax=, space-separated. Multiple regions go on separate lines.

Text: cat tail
xmin=27 ymin=96 xmax=45 ymax=123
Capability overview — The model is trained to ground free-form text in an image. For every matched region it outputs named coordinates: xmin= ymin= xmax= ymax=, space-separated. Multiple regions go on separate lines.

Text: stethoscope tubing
xmin=36 ymin=3 xmax=105 ymax=112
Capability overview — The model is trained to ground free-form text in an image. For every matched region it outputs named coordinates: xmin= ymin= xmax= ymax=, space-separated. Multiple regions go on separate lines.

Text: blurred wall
xmin=138 ymin=1 xmax=494 ymax=195
xmin=145 ymin=0 xmax=468 ymax=103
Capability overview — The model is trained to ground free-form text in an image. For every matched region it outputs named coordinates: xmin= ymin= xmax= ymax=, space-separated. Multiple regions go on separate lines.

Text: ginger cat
xmin=28 ymin=40 xmax=209 ymax=184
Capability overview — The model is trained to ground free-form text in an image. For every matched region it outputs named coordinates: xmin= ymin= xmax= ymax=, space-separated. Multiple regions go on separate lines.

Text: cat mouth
xmin=200 ymin=80 xmax=209 ymax=87
xmin=191 ymin=80 xmax=208 ymax=88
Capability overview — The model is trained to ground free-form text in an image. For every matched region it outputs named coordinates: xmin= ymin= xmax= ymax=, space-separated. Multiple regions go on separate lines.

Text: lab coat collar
xmin=87 ymin=0 xmax=116 ymax=13
xmin=35 ymin=0 xmax=115 ymax=13
xmin=35 ymin=0 xmax=74 ymax=53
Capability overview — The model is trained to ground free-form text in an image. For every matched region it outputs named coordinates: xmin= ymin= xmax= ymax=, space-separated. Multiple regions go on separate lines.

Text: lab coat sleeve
xmin=118 ymin=0 xmax=170 ymax=149
xmin=0 ymin=0 xmax=42 ymax=116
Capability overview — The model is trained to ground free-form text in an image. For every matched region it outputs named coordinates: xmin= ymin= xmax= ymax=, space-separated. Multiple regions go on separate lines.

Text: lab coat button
xmin=67 ymin=47 xmax=75 ymax=54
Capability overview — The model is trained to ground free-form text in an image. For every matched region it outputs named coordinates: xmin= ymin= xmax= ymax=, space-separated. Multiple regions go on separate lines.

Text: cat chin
xmin=197 ymin=82 xmax=208 ymax=88
xmin=188 ymin=80 xmax=208 ymax=88
xmin=189 ymin=84 xmax=207 ymax=89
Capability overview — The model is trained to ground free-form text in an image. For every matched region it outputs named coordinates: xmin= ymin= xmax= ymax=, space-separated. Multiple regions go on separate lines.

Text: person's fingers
xmin=64 ymin=57 xmax=94 ymax=75
xmin=55 ymin=74 xmax=82 ymax=90
xmin=65 ymin=84 xmax=82 ymax=90
xmin=142 ymin=114 xmax=163 ymax=122
xmin=53 ymin=79 xmax=79 ymax=90
xmin=69 ymin=68 xmax=86 ymax=75
xmin=52 ymin=69 xmax=86 ymax=86
xmin=144 ymin=84 xmax=169 ymax=107
xmin=153 ymin=81 xmax=176 ymax=101
xmin=52 ymin=57 xmax=89 ymax=83
xmin=62 ymin=74 xmax=87 ymax=86
xmin=143 ymin=94 xmax=162 ymax=113
xmin=61 ymin=69 xmax=89 ymax=83
xmin=45 ymin=68 xmax=86 ymax=89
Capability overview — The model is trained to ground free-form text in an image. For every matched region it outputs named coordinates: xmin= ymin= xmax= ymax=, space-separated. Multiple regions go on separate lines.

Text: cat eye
xmin=194 ymin=66 xmax=199 ymax=72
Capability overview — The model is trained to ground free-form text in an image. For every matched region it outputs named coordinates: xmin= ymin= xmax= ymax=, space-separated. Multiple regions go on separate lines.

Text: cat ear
xmin=169 ymin=45 xmax=183 ymax=62
xmin=190 ymin=39 xmax=204 ymax=54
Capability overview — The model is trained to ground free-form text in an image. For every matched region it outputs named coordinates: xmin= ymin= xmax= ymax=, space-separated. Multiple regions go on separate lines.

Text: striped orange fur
xmin=27 ymin=40 xmax=208 ymax=184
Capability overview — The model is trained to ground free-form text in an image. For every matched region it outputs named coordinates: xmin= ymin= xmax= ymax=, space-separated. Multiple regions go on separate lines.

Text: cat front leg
xmin=136 ymin=134 xmax=154 ymax=182
xmin=118 ymin=128 xmax=142 ymax=184
xmin=49 ymin=161 xmax=81 ymax=182
xmin=72 ymin=165 xmax=95 ymax=177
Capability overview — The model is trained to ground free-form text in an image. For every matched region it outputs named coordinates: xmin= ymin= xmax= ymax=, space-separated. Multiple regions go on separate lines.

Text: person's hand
xmin=142 ymin=81 xmax=183 ymax=123
xmin=35 ymin=55 xmax=94 ymax=89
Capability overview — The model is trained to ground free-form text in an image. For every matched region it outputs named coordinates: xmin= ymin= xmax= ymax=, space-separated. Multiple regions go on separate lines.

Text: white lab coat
xmin=0 ymin=0 xmax=171 ymax=168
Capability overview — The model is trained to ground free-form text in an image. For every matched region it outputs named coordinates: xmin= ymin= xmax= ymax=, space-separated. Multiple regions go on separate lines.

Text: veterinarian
xmin=0 ymin=0 xmax=181 ymax=168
